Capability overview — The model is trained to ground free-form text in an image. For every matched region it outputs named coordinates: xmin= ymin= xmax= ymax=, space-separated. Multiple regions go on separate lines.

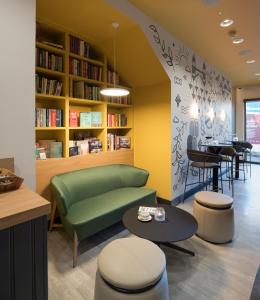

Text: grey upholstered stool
xmin=193 ymin=191 xmax=234 ymax=243
xmin=94 ymin=237 xmax=169 ymax=300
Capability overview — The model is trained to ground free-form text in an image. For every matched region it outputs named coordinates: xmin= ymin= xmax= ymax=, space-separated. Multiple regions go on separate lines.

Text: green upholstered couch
xmin=51 ymin=164 xmax=157 ymax=266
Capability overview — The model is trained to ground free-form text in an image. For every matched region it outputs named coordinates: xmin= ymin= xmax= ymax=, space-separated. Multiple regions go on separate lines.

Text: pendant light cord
xmin=113 ymin=26 xmax=117 ymax=88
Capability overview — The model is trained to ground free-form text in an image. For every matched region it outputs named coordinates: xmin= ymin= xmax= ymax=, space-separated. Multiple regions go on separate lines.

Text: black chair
xmin=241 ymin=142 xmax=253 ymax=177
xmin=232 ymin=142 xmax=247 ymax=182
xmin=183 ymin=149 xmax=223 ymax=201
xmin=219 ymin=147 xmax=236 ymax=196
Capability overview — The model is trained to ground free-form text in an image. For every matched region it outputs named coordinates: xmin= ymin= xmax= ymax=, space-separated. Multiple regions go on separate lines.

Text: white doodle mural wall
xmin=107 ymin=0 xmax=232 ymax=200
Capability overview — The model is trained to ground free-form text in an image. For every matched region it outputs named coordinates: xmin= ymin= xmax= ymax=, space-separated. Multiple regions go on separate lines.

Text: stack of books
xmin=69 ymin=35 xmax=90 ymax=58
xmin=107 ymin=113 xmax=127 ymax=127
xmin=35 ymin=74 xmax=63 ymax=96
xmin=107 ymin=134 xmax=131 ymax=151
xmin=69 ymin=138 xmax=102 ymax=156
xmin=69 ymin=110 xmax=102 ymax=127
xmin=36 ymin=140 xmax=63 ymax=158
xmin=73 ymin=81 xmax=101 ymax=100
xmin=69 ymin=58 xmax=102 ymax=81
xmin=35 ymin=108 xmax=63 ymax=127
xmin=36 ymin=48 xmax=63 ymax=72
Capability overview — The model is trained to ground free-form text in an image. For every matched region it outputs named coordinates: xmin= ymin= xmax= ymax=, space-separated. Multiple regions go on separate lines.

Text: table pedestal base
xmin=157 ymin=242 xmax=195 ymax=256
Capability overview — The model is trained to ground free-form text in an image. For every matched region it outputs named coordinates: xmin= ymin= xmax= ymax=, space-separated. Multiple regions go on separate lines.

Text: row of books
xmin=73 ymin=81 xmax=101 ymax=100
xmin=69 ymin=138 xmax=102 ymax=156
xmin=107 ymin=113 xmax=127 ymax=127
xmin=107 ymin=70 xmax=119 ymax=85
xmin=107 ymin=134 xmax=131 ymax=151
xmin=69 ymin=110 xmax=102 ymax=127
xmin=36 ymin=48 xmax=63 ymax=72
xmin=107 ymin=96 xmax=130 ymax=105
xmin=69 ymin=35 xmax=90 ymax=58
xmin=69 ymin=58 xmax=102 ymax=81
xmin=35 ymin=108 xmax=63 ymax=127
xmin=36 ymin=74 xmax=63 ymax=96
xmin=36 ymin=140 xmax=63 ymax=158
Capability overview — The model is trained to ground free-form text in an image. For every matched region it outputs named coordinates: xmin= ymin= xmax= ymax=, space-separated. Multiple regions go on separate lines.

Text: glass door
xmin=244 ymin=99 xmax=260 ymax=163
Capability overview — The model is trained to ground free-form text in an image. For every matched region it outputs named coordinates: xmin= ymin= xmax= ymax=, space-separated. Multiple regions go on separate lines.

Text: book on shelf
xmin=91 ymin=112 xmax=102 ymax=127
xmin=107 ymin=96 xmax=130 ymax=105
xmin=50 ymin=142 xmax=63 ymax=158
xmin=107 ymin=134 xmax=131 ymax=151
xmin=69 ymin=58 xmax=102 ymax=81
xmin=80 ymin=112 xmax=92 ymax=127
xmin=73 ymin=81 xmax=101 ymax=100
xmin=107 ymin=113 xmax=127 ymax=127
xmin=70 ymin=35 xmax=90 ymax=58
xmin=35 ymin=108 xmax=63 ymax=127
xmin=38 ymin=140 xmax=56 ymax=158
xmin=36 ymin=47 xmax=63 ymax=72
xmin=35 ymin=74 xmax=63 ymax=96
xmin=69 ymin=110 xmax=79 ymax=127
xmin=107 ymin=70 xmax=119 ymax=85
xmin=69 ymin=137 xmax=102 ymax=156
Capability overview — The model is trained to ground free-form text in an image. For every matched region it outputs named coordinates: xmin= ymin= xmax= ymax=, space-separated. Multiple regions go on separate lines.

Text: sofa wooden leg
xmin=49 ymin=200 xmax=57 ymax=232
xmin=73 ymin=231 xmax=78 ymax=268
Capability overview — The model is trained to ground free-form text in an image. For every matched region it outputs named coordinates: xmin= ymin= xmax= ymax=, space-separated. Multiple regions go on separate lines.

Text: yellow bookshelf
xmin=35 ymin=21 xmax=133 ymax=160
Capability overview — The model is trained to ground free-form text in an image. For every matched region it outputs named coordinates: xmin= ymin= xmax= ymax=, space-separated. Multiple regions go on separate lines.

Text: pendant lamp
xmin=100 ymin=22 xmax=129 ymax=97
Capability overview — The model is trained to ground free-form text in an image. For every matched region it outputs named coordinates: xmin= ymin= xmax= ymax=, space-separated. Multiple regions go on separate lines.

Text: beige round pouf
xmin=94 ymin=237 xmax=169 ymax=300
xmin=193 ymin=191 xmax=234 ymax=243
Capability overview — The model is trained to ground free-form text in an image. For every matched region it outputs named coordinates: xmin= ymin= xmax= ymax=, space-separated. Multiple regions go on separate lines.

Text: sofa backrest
xmin=51 ymin=164 xmax=149 ymax=216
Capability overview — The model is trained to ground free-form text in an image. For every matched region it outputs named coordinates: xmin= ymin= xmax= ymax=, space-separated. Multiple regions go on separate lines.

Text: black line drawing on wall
xmin=174 ymin=76 xmax=182 ymax=86
xmin=175 ymin=45 xmax=189 ymax=66
xmin=149 ymin=24 xmax=175 ymax=71
xmin=173 ymin=116 xmax=180 ymax=123
xmin=192 ymin=55 xmax=206 ymax=86
xmin=181 ymin=106 xmax=189 ymax=114
xmin=175 ymin=94 xmax=181 ymax=107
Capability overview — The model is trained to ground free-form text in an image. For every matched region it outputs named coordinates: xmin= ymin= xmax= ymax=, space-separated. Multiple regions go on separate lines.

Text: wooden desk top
xmin=0 ymin=186 xmax=51 ymax=230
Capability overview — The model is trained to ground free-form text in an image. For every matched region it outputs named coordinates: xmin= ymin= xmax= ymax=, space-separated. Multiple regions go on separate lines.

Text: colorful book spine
xmin=107 ymin=133 xmax=131 ymax=151
xmin=69 ymin=35 xmax=90 ymax=58
xmin=69 ymin=58 xmax=102 ymax=81
xmin=35 ymin=108 xmax=63 ymax=127
xmin=69 ymin=110 xmax=79 ymax=127
xmin=107 ymin=113 xmax=127 ymax=127
xmin=80 ymin=112 xmax=92 ymax=127
xmin=36 ymin=47 xmax=63 ymax=72
xmin=35 ymin=74 xmax=63 ymax=96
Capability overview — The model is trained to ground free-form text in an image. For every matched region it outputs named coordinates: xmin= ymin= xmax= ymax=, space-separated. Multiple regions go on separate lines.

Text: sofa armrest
xmin=51 ymin=176 xmax=72 ymax=216
xmin=119 ymin=165 xmax=149 ymax=187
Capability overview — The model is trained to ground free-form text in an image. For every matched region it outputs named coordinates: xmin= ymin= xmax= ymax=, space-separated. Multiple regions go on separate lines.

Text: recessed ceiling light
xmin=220 ymin=19 xmax=234 ymax=27
xmin=246 ymin=59 xmax=256 ymax=64
xmin=232 ymin=37 xmax=244 ymax=44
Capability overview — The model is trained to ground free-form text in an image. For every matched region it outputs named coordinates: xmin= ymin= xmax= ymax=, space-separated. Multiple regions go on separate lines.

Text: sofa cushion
xmin=65 ymin=187 xmax=156 ymax=240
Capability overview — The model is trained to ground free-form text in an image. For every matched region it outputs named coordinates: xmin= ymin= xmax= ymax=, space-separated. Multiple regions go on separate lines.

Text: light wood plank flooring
xmin=48 ymin=165 xmax=260 ymax=300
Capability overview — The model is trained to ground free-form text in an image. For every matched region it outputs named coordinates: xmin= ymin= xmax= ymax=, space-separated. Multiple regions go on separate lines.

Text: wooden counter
xmin=0 ymin=186 xmax=50 ymax=300
xmin=0 ymin=185 xmax=50 ymax=230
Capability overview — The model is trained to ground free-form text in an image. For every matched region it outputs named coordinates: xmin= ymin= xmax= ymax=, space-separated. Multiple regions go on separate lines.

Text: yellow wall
xmin=133 ymin=82 xmax=172 ymax=200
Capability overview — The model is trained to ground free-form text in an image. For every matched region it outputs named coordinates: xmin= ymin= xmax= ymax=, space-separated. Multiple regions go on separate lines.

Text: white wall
xmin=0 ymin=0 xmax=36 ymax=189
xmin=236 ymin=85 xmax=260 ymax=140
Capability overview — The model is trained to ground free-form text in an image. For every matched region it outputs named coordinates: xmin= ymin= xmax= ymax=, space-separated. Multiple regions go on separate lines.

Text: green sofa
xmin=51 ymin=164 xmax=157 ymax=266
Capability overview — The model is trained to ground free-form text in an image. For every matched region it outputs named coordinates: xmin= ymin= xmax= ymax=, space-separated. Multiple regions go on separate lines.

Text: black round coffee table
xmin=122 ymin=205 xmax=198 ymax=256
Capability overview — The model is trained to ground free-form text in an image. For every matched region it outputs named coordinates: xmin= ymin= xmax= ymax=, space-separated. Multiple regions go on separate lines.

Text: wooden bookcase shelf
xmin=35 ymin=21 xmax=133 ymax=159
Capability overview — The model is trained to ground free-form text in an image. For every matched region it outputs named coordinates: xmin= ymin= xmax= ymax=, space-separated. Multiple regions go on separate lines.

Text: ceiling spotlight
xmin=220 ymin=19 xmax=234 ymax=27
xmin=246 ymin=59 xmax=256 ymax=64
xmin=232 ymin=37 xmax=244 ymax=44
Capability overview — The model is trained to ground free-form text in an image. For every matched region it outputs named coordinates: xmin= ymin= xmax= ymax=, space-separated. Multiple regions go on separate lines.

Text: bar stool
xmin=183 ymin=149 xmax=223 ymax=201
xmin=94 ymin=237 xmax=169 ymax=300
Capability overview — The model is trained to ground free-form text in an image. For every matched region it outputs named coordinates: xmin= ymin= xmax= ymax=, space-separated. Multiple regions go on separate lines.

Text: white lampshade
xmin=100 ymin=88 xmax=129 ymax=97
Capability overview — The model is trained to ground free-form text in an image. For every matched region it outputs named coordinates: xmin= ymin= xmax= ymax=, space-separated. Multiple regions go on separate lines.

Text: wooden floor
xmin=48 ymin=165 xmax=260 ymax=300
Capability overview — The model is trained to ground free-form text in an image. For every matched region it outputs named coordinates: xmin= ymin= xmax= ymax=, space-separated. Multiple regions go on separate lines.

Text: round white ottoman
xmin=193 ymin=191 xmax=234 ymax=243
xmin=94 ymin=237 xmax=169 ymax=300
